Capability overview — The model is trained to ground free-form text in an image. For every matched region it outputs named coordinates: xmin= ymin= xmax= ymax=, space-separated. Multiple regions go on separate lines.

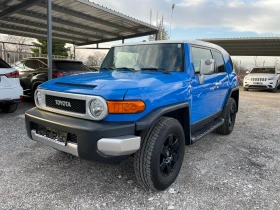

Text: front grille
xmin=45 ymin=95 xmax=86 ymax=114
xmin=251 ymin=78 xmax=267 ymax=81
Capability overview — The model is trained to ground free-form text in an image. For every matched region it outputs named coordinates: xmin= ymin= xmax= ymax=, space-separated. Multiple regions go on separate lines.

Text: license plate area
xmin=37 ymin=125 xmax=68 ymax=146
xmin=253 ymin=82 xmax=263 ymax=85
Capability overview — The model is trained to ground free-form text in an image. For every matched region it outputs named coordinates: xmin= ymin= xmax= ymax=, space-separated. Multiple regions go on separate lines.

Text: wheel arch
xmin=225 ymin=87 xmax=239 ymax=112
xmin=135 ymin=102 xmax=191 ymax=146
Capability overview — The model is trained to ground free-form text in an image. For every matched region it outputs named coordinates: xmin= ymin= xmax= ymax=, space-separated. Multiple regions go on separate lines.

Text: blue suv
xmin=25 ymin=40 xmax=239 ymax=191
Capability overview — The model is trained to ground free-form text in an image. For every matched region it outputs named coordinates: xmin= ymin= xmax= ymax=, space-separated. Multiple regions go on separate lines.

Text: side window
xmin=212 ymin=51 xmax=225 ymax=73
xmin=25 ymin=60 xmax=39 ymax=70
xmin=191 ymin=47 xmax=213 ymax=74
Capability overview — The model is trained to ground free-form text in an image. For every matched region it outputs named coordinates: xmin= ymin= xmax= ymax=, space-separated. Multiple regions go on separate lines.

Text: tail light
xmin=237 ymin=75 xmax=241 ymax=82
xmin=52 ymin=71 xmax=66 ymax=78
xmin=5 ymin=71 xmax=19 ymax=78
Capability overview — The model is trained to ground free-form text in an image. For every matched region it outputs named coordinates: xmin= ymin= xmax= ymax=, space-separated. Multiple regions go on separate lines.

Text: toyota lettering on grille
xmin=55 ymin=100 xmax=72 ymax=107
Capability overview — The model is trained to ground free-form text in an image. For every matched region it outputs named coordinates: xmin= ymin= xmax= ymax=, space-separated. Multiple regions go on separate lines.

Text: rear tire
xmin=217 ymin=98 xmax=237 ymax=135
xmin=134 ymin=117 xmax=185 ymax=191
xmin=0 ymin=103 xmax=18 ymax=113
xmin=243 ymin=87 xmax=248 ymax=91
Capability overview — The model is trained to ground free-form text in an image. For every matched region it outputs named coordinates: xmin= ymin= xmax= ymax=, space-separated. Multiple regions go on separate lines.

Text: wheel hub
xmin=160 ymin=134 xmax=180 ymax=176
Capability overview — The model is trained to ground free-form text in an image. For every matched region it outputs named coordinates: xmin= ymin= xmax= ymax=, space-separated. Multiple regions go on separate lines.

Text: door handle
xmin=214 ymin=82 xmax=222 ymax=86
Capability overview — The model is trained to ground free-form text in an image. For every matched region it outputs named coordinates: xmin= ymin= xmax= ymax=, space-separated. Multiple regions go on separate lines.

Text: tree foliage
xmin=148 ymin=20 xmax=170 ymax=41
xmin=31 ymin=39 xmax=68 ymax=56
xmin=86 ymin=52 xmax=106 ymax=67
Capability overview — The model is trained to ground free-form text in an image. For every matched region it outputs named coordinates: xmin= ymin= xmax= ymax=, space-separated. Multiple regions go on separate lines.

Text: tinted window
xmin=102 ymin=44 xmax=184 ymax=72
xmin=0 ymin=59 xmax=11 ymax=68
xmin=54 ymin=61 xmax=90 ymax=72
xmin=25 ymin=60 xmax=39 ymax=70
xmin=191 ymin=47 xmax=213 ymax=73
xmin=212 ymin=51 xmax=225 ymax=73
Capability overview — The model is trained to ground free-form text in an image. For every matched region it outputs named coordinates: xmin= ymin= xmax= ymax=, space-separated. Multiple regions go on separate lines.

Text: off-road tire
xmin=0 ymin=103 xmax=18 ymax=113
xmin=134 ymin=117 xmax=185 ymax=191
xmin=217 ymin=98 xmax=237 ymax=135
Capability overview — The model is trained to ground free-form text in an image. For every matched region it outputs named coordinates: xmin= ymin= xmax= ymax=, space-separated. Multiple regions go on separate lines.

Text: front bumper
xmin=243 ymin=81 xmax=277 ymax=89
xmin=25 ymin=108 xmax=140 ymax=163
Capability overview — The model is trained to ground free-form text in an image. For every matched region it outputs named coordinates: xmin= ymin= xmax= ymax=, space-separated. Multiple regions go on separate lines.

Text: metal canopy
xmin=0 ymin=0 xmax=159 ymax=46
xmin=200 ymin=37 xmax=280 ymax=56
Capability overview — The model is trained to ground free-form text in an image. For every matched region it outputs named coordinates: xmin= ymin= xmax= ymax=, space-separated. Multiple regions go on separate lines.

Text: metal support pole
xmin=47 ymin=0 xmax=52 ymax=80
xmin=155 ymin=33 xmax=159 ymax=41
xmin=122 ymin=39 xmax=125 ymax=44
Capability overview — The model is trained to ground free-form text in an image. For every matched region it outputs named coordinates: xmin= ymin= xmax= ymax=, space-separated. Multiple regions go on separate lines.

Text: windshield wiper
xmin=141 ymin=68 xmax=170 ymax=74
xmin=100 ymin=67 xmax=116 ymax=70
xmin=116 ymin=67 xmax=136 ymax=72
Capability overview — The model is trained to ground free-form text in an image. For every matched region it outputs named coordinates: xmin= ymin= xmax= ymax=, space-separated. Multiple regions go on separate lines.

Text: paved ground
xmin=0 ymin=90 xmax=280 ymax=210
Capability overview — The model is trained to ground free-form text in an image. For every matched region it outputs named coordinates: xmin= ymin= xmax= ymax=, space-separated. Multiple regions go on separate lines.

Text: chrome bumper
xmin=31 ymin=130 xmax=140 ymax=157
xmin=31 ymin=130 xmax=78 ymax=156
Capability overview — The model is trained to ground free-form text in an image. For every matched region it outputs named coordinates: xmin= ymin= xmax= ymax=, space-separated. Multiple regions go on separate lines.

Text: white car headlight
xmin=89 ymin=98 xmax=108 ymax=120
xmin=34 ymin=90 xmax=42 ymax=106
xmin=268 ymin=77 xmax=275 ymax=80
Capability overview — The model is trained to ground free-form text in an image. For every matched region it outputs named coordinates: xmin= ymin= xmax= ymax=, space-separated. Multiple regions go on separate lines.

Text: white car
xmin=0 ymin=59 xmax=23 ymax=113
xmin=243 ymin=66 xmax=280 ymax=92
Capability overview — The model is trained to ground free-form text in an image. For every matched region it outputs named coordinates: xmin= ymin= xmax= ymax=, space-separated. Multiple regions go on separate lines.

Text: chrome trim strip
xmin=31 ymin=130 xmax=78 ymax=157
xmin=36 ymin=89 xmax=108 ymax=121
xmin=97 ymin=135 xmax=141 ymax=156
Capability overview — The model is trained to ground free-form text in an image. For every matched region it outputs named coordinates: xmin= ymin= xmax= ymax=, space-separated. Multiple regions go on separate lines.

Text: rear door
xmin=190 ymin=47 xmax=225 ymax=124
xmin=211 ymin=50 xmax=229 ymax=107
xmin=20 ymin=59 xmax=40 ymax=89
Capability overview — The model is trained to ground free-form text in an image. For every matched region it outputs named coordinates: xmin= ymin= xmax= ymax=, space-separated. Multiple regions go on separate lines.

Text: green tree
xmin=31 ymin=39 xmax=68 ymax=56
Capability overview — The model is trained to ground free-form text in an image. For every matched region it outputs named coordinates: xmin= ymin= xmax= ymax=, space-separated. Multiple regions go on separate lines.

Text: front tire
xmin=0 ymin=103 xmax=18 ymax=113
xmin=134 ymin=117 xmax=185 ymax=191
xmin=217 ymin=98 xmax=237 ymax=135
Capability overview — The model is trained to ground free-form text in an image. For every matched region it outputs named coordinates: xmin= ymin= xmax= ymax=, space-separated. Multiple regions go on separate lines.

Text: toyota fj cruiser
xmin=25 ymin=40 xmax=239 ymax=191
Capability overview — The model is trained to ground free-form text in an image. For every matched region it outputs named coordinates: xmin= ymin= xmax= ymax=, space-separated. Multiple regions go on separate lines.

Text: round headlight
xmin=89 ymin=98 xmax=108 ymax=120
xmin=34 ymin=90 xmax=42 ymax=106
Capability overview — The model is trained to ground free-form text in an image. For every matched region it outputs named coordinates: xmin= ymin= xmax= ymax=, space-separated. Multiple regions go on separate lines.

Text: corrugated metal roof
xmin=0 ymin=0 xmax=158 ymax=45
xmin=200 ymin=37 xmax=280 ymax=56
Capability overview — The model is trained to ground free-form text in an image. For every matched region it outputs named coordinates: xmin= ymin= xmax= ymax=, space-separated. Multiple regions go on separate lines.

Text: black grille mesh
xmin=45 ymin=95 xmax=86 ymax=114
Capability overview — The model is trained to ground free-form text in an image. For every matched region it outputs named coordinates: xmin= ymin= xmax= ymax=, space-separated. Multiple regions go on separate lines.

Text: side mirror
xmin=199 ymin=59 xmax=215 ymax=84
xmin=246 ymin=71 xmax=250 ymax=74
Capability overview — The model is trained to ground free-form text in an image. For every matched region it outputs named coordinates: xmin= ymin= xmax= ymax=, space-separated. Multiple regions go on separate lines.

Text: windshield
xmin=250 ymin=68 xmax=275 ymax=74
xmin=101 ymin=43 xmax=184 ymax=72
xmin=54 ymin=61 xmax=90 ymax=72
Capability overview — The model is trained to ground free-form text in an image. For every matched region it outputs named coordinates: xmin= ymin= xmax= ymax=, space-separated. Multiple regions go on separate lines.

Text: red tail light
xmin=237 ymin=75 xmax=241 ymax=82
xmin=5 ymin=71 xmax=19 ymax=78
xmin=52 ymin=71 xmax=66 ymax=78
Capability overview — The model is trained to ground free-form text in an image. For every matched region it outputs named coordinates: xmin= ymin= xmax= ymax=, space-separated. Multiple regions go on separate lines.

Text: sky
xmin=81 ymin=0 xmax=280 ymax=69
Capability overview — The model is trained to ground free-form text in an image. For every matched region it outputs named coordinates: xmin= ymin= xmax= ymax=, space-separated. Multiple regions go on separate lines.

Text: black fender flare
xmin=224 ymin=87 xmax=239 ymax=112
xmin=135 ymin=102 xmax=191 ymax=145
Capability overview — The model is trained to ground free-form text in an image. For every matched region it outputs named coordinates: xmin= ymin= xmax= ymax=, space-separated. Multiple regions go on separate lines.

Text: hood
xmin=39 ymin=70 xmax=189 ymax=100
xmin=246 ymin=73 xmax=276 ymax=78
xmin=40 ymin=70 xmax=188 ymax=90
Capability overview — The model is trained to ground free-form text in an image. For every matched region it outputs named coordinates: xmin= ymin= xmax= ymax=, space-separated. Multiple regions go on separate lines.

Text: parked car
xmin=12 ymin=58 xmax=91 ymax=96
xmin=0 ymin=58 xmax=23 ymax=113
xmin=243 ymin=66 xmax=280 ymax=92
xmin=25 ymin=40 xmax=239 ymax=191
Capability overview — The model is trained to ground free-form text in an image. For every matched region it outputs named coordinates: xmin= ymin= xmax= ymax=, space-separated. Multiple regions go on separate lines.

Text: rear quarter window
xmin=0 ymin=59 xmax=11 ymax=69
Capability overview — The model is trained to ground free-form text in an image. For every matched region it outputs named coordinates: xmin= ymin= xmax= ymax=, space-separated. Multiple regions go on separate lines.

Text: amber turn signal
xmin=107 ymin=101 xmax=145 ymax=114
